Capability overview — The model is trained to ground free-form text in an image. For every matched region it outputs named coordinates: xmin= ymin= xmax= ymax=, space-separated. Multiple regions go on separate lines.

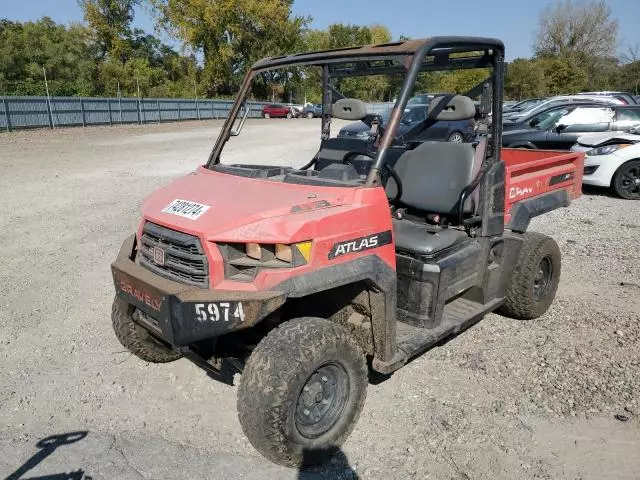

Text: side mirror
xmin=554 ymin=124 xmax=567 ymax=133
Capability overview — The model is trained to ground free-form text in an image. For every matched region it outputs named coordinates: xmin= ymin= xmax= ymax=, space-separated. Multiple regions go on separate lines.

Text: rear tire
xmin=307 ymin=112 xmax=314 ymax=119
xmin=264 ymin=113 xmax=270 ymax=119
xmin=237 ymin=317 xmax=367 ymax=467
xmin=111 ymin=296 xmax=181 ymax=363
xmin=448 ymin=131 xmax=464 ymax=143
xmin=499 ymin=232 xmax=561 ymax=320
xmin=612 ymin=160 xmax=640 ymax=200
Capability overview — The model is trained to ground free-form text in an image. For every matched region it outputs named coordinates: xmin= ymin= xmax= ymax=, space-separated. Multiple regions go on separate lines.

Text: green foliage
xmin=505 ymin=58 xmax=546 ymax=99
xmin=0 ymin=15 xmax=198 ymax=97
xmin=0 ymin=1 xmax=636 ymax=102
xmin=150 ymin=0 xmax=309 ymax=96
xmin=79 ymin=0 xmax=139 ymax=60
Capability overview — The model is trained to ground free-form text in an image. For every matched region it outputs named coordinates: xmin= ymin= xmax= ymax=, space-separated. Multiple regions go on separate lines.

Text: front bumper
xmin=582 ymin=153 xmax=621 ymax=187
xmin=111 ymin=235 xmax=286 ymax=346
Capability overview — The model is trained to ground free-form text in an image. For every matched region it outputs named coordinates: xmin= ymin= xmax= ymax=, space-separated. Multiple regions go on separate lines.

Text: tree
xmin=150 ymin=0 xmax=309 ymax=96
xmin=505 ymin=58 xmax=546 ymax=99
xmin=619 ymin=45 xmax=640 ymax=95
xmin=534 ymin=0 xmax=618 ymax=64
xmin=436 ymin=69 xmax=490 ymax=95
xmin=79 ymin=0 xmax=139 ymax=60
xmin=0 ymin=17 xmax=97 ymax=96
xmin=538 ymin=57 xmax=588 ymax=95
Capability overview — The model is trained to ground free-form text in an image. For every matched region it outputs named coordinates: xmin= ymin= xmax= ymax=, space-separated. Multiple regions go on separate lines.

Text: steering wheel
xmin=340 ymin=151 xmax=403 ymax=204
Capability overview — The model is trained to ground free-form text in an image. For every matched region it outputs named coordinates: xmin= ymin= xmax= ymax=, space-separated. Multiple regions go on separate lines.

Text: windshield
xmin=205 ymin=41 xmax=501 ymax=185
xmin=534 ymin=108 xmax=571 ymax=130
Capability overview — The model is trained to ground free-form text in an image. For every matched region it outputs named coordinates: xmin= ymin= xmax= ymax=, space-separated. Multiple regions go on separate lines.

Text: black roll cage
xmin=206 ymin=36 xmax=505 ymax=188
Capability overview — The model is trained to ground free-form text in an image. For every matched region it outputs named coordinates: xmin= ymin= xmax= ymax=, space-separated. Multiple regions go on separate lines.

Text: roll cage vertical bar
xmin=321 ymin=64 xmax=332 ymax=141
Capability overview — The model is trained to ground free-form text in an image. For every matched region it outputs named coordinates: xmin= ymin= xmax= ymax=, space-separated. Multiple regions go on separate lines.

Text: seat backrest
xmin=386 ymin=141 xmax=475 ymax=216
xmin=427 ymin=95 xmax=477 ymax=121
xmin=332 ymin=98 xmax=368 ymax=120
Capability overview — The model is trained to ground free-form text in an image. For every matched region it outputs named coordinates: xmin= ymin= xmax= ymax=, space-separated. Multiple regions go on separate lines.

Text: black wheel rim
xmin=295 ymin=362 xmax=349 ymax=439
xmin=533 ymin=256 xmax=553 ymax=302
xmin=619 ymin=164 xmax=640 ymax=198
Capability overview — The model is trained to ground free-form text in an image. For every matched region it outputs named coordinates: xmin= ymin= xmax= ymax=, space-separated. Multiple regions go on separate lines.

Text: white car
xmin=572 ymin=132 xmax=640 ymax=199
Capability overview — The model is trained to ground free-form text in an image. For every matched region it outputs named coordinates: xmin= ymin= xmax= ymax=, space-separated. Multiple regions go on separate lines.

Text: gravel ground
xmin=1 ymin=120 xmax=639 ymax=480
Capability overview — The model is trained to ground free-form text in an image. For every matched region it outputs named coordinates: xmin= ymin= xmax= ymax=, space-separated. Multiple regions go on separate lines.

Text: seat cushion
xmin=393 ymin=218 xmax=468 ymax=255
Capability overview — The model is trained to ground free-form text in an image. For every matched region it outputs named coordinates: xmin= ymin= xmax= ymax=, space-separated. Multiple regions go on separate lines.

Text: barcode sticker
xmin=161 ymin=199 xmax=210 ymax=220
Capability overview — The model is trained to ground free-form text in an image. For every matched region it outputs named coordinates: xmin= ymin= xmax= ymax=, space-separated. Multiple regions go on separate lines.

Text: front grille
xmin=139 ymin=222 xmax=209 ymax=288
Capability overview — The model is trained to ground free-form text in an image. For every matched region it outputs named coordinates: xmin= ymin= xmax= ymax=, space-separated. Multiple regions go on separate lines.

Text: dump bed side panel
xmin=502 ymin=148 xmax=584 ymax=224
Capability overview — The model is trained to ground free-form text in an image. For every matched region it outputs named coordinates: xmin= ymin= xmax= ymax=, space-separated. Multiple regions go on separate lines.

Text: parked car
xmin=302 ymin=103 xmax=323 ymax=118
xmin=261 ymin=104 xmax=297 ymax=118
xmin=503 ymin=98 xmax=543 ymax=113
xmin=337 ymin=104 xmax=475 ymax=143
xmin=408 ymin=93 xmax=439 ymax=105
xmin=575 ymin=91 xmax=638 ymax=105
xmin=502 ymin=101 xmax=617 ymax=132
xmin=571 ymin=132 xmax=640 ymax=199
xmin=285 ymin=103 xmax=304 ymax=115
xmin=503 ymin=95 xmax=623 ymax=122
xmin=502 ymin=104 xmax=640 ymax=150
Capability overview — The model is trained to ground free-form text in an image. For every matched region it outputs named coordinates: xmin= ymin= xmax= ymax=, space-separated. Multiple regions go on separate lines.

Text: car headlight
xmin=585 ymin=144 xmax=628 ymax=156
xmin=356 ymin=130 xmax=371 ymax=139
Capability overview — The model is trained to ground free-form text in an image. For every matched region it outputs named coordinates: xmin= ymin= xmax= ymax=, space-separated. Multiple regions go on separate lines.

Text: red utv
xmin=262 ymin=103 xmax=296 ymax=118
xmin=111 ymin=37 xmax=584 ymax=467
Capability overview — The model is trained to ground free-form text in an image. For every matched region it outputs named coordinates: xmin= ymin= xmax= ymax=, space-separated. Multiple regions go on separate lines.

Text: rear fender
xmin=506 ymin=190 xmax=570 ymax=233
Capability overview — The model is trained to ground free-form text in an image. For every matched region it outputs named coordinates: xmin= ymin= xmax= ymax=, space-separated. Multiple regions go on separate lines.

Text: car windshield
xmin=535 ymin=108 xmax=571 ymax=130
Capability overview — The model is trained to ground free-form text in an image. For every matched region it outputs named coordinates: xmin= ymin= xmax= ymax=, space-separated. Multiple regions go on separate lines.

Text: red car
xmin=262 ymin=103 xmax=295 ymax=118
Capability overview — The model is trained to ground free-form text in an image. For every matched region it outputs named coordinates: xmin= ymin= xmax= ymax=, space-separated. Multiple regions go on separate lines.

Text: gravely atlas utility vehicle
xmin=111 ymin=37 xmax=584 ymax=466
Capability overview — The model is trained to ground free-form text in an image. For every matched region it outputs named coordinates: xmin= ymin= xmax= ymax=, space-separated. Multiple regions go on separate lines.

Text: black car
xmin=338 ymin=104 xmax=475 ymax=143
xmin=502 ymin=104 xmax=640 ymax=150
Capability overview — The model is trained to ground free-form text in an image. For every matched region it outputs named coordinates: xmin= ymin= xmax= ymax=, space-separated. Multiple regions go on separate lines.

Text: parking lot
xmin=1 ymin=119 xmax=639 ymax=480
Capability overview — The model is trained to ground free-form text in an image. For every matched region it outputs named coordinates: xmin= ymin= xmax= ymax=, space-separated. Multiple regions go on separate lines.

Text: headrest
xmin=332 ymin=98 xmax=368 ymax=120
xmin=427 ymin=95 xmax=476 ymax=121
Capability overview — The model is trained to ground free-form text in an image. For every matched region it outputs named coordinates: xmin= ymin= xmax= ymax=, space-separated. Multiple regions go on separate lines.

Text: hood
xmin=141 ymin=166 xmax=351 ymax=240
xmin=576 ymin=132 xmax=640 ymax=147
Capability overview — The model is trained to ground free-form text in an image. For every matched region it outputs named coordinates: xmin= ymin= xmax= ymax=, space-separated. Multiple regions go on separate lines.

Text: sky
xmin=2 ymin=0 xmax=639 ymax=60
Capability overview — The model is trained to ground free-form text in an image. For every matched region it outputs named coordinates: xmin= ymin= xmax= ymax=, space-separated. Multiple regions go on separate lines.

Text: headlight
xmin=585 ymin=144 xmax=628 ymax=156
xmin=356 ymin=130 xmax=371 ymax=139
xmin=219 ymin=241 xmax=313 ymax=281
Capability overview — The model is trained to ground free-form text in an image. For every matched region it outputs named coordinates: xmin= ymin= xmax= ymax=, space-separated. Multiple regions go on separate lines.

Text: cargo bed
xmin=502 ymin=148 xmax=584 ymax=224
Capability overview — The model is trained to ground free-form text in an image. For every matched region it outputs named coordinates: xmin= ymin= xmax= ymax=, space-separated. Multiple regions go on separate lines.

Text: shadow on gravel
xmin=5 ymin=431 xmax=89 ymax=480
xmin=297 ymin=446 xmax=359 ymax=479
xmin=581 ymin=185 xmax=618 ymax=198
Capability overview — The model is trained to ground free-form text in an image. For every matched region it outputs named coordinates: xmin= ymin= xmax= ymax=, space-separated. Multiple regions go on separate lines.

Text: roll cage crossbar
xmin=206 ymin=36 xmax=505 ymax=187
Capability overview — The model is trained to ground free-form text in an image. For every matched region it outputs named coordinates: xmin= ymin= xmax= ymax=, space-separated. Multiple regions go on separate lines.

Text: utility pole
xmin=43 ymin=66 xmax=55 ymax=129
xmin=194 ymin=79 xmax=200 ymax=121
